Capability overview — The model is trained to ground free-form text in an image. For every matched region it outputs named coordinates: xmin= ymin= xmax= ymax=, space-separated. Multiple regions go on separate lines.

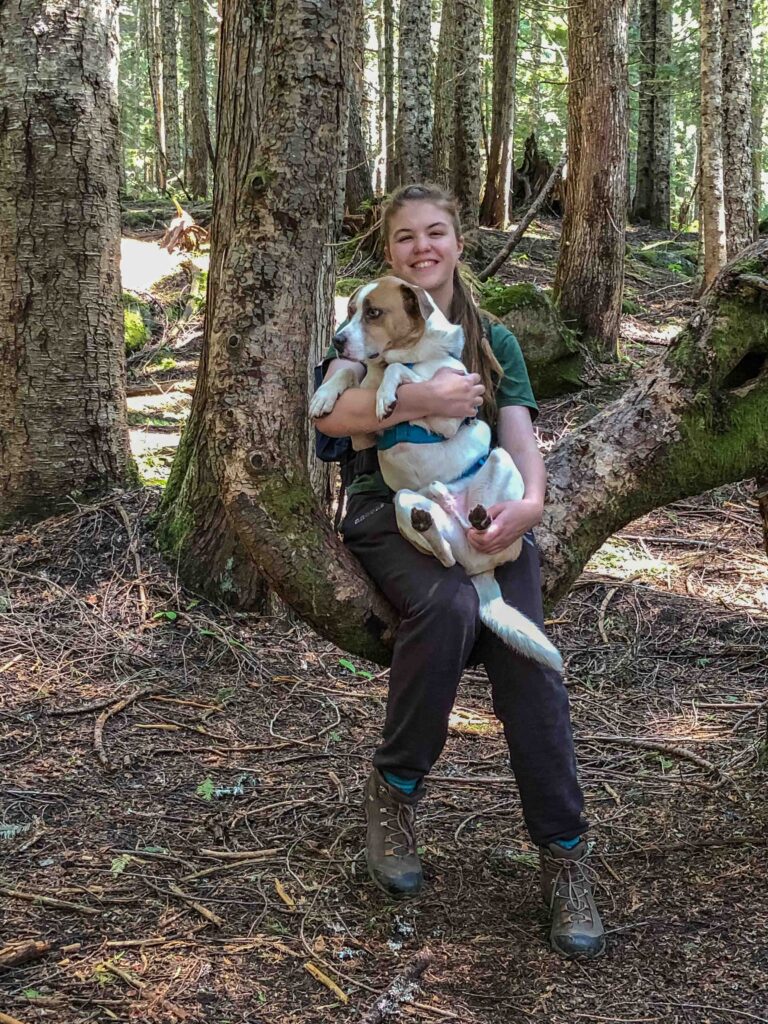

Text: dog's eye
xmin=365 ymin=307 xmax=382 ymax=320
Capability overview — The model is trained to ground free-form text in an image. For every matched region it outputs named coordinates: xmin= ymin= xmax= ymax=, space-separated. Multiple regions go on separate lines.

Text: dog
xmin=311 ymin=277 xmax=563 ymax=672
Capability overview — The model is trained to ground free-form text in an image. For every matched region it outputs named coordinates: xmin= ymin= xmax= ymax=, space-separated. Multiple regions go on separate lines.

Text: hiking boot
xmin=539 ymin=840 xmax=606 ymax=958
xmin=364 ymin=769 xmax=424 ymax=898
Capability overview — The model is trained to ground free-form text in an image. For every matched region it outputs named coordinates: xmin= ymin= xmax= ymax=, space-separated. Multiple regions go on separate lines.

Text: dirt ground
xmin=1 ymin=219 xmax=767 ymax=1023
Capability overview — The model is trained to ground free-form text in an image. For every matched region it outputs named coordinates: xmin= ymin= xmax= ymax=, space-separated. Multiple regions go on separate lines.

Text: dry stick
xmin=94 ymin=687 xmax=165 ymax=768
xmin=179 ymin=851 xmax=282 ymax=882
xmin=115 ymin=502 xmax=149 ymax=621
xmin=0 ymin=887 xmax=100 ymax=917
xmin=358 ymin=947 xmax=433 ymax=1024
xmin=0 ymin=939 xmax=52 ymax=968
xmin=0 ymin=1012 xmax=29 ymax=1024
xmin=478 ymin=154 xmax=567 ymax=282
xmin=580 ymin=734 xmax=718 ymax=774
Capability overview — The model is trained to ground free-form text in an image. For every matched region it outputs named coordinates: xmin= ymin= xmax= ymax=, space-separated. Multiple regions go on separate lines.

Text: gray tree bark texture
xmin=186 ymin=0 xmax=209 ymax=198
xmin=157 ymin=0 xmax=396 ymax=652
xmin=383 ymin=0 xmax=396 ymax=193
xmin=453 ymin=0 xmax=483 ymax=229
xmin=700 ymin=0 xmax=728 ymax=289
xmin=633 ymin=0 xmax=671 ymax=227
xmin=394 ymin=0 xmax=433 ymax=185
xmin=752 ymin=9 xmax=766 ymax=234
xmin=553 ymin=0 xmax=629 ymax=356
xmin=140 ymin=0 xmax=166 ymax=189
xmin=432 ymin=0 xmax=456 ymax=190
xmin=160 ymin=0 xmax=181 ymax=176
xmin=479 ymin=0 xmax=520 ymax=228
xmin=722 ymin=0 xmax=754 ymax=257
xmin=345 ymin=0 xmax=374 ymax=215
xmin=0 ymin=0 xmax=130 ymax=527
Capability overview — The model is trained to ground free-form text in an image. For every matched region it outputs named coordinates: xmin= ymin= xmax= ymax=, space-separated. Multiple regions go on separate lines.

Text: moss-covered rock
xmin=480 ymin=281 xmax=585 ymax=398
xmin=122 ymin=291 xmax=152 ymax=353
xmin=632 ymin=242 xmax=698 ymax=278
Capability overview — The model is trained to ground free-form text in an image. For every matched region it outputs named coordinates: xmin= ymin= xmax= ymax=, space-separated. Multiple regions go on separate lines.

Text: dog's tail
xmin=471 ymin=571 xmax=563 ymax=673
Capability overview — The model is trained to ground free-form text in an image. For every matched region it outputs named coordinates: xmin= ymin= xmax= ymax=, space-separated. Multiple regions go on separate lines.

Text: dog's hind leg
xmin=394 ymin=491 xmax=456 ymax=568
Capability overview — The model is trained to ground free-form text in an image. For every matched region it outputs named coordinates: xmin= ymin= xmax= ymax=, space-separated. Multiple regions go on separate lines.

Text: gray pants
xmin=342 ymin=494 xmax=587 ymax=846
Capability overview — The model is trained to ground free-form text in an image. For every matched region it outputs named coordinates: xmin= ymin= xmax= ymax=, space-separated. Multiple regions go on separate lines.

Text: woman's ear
xmin=383 ymin=246 xmax=392 ymax=266
xmin=457 ymin=234 xmax=465 ymax=259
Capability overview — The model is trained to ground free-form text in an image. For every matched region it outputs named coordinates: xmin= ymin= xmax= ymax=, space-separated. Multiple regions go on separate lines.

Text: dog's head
xmin=332 ymin=277 xmax=464 ymax=366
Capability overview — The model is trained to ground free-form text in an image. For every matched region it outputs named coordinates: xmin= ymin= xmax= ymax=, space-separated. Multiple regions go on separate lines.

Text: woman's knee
xmin=409 ymin=569 xmax=480 ymax=630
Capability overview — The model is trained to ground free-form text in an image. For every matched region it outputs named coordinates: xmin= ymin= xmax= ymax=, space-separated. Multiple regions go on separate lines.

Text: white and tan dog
xmin=311 ymin=277 xmax=562 ymax=672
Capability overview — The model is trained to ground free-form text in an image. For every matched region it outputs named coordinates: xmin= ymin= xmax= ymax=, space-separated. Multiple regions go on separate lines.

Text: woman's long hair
xmin=381 ymin=183 xmax=503 ymax=425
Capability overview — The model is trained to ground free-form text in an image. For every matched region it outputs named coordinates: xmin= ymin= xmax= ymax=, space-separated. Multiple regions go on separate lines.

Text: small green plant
xmin=146 ymin=353 xmax=178 ymax=373
xmin=153 ymin=610 xmax=178 ymax=622
xmin=111 ymin=854 xmax=133 ymax=876
xmin=338 ymin=657 xmax=374 ymax=680
xmin=196 ymin=777 xmax=216 ymax=801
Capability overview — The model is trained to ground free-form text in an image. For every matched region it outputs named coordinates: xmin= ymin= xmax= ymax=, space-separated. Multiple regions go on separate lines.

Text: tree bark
xmin=553 ymin=0 xmax=629 ymax=356
xmin=453 ymin=0 xmax=484 ymax=228
xmin=432 ymin=0 xmax=456 ymax=190
xmin=649 ymin=0 xmax=672 ymax=229
xmin=160 ymin=0 xmax=181 ymax=177
xmin=345 ymin=0 xmax=374 ymax=215
xmin=0 ymin=0 xmax=130 ymax=526
xmin=158 ymin=0 xmax=395 ymax=654
xmin=394 ymin=0 xmax=433 ymax=185
xmin=752 ymin=1 xmax=766 ymax=236
xmin=186 ymin=0 xmax=209 ymax=198
xmin=633 ymin=0 xmax=655 ymax=221
xmin=700 ymin=0 xmax=728 ymax=290
xmin=383 ymin=0 xmax=396 ymax=193
xmin=721 ymin=0 xmax=754 ymax=257
xmin=141 ymin=0 xmax=166 ymax=189
xmin=479 ymin=0 xmax=520 ymax=228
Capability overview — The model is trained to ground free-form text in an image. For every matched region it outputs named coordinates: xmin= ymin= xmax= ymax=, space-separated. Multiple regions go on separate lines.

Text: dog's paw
xmin=468 ymin=504 xmax=492 ymax=531
xmin=309 ymin=387 xmax=338 ymax=419
xmin=375 ymin=390 xmax=397 ymax=421
xmin=410 ymin=507 xmax=433 ymax=533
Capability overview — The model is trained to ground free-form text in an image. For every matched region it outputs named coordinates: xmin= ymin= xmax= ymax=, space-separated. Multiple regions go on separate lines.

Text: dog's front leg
xmin=309 ymin=367 xmax=361 ymax=419
xmin=376 ymin=364 xmax=421 ymax=421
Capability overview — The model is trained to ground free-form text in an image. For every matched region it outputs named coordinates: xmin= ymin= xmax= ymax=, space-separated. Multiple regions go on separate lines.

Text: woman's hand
xmin=466 ymin=498 xmax=543 ymax=555
xmin=424 ymin=367 xmax=485 ymax=419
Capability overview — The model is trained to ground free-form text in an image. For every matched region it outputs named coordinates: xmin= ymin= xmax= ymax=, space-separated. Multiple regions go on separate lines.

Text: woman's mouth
xmin=412 ymin=259 xmax=438 ymax=270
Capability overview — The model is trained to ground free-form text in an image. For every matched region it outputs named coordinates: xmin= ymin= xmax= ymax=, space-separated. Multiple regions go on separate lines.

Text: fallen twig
xmin=94 ymin=687 xmax=165 ymax=768
xmin=478 ymin=155 xmax=566 ymax=281
xmin=0 ymin=939 xmax=51 ymax=967
xmin=580 ymin=734 xmax=718 ymax=773
xmin=0 ymin=886 xmax=100 ymax=916
xmin=115 ymin=502 xmax=148 ymax=622
xmin=359 ymin=947 xmax=433 ymax=1024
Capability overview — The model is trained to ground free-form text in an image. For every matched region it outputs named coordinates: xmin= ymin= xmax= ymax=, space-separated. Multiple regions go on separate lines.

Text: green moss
xmin=336 ymin=277 xmax=368 ymax=296
xmin=123 ymin=292 xmax=153 ymax=353
xmin=481 ymin=281 xmax=549 ymax=317
xmin=622 ymin=297 xmax=641 ymax=315
xmin=632 ymin=246 xmax=697 ymax=277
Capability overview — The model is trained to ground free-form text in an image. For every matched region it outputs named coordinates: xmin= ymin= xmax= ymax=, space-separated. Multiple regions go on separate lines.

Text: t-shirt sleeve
xmin=489 ymin=321 xmax=539 ymax=420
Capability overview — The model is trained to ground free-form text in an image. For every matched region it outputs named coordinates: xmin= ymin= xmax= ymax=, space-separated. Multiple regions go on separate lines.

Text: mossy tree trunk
xmin=157 ymin=0 xmax=394 ymax=654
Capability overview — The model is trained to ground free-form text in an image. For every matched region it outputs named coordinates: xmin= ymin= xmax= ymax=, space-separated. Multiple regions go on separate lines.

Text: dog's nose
xmin=332 ymin=333 xmax=346 ymax=353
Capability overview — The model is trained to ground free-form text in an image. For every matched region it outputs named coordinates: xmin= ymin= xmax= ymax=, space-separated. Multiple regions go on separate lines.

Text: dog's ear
xmin=399 ymin=283 xmax=434 ymax=323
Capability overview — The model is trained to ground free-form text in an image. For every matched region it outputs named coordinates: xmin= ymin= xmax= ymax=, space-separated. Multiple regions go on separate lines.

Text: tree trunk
xmin=453 ymin=0 xmax=484 ymax=228
xmin=553 ymin=0 xmax=629 ymax=356
xmin=432 ymin=0 xmax=456 ymax=189
xmin=394 ymin=0 xmax=433 ymax=185
xmin=345 ymin=0 xmax=374 ymax=215
xmin=527 ymin=16 xmax=542 ymax=134
xmin=479 ymin=0 xmax=520 ymax=228
xmin=633 ymin=0 xmax=655 ymax=221
xmin=383 ymin=0 xmax=396 ymax=193
xmin=541 ymin=242 xmax=768 ymax=604
xmin=186 ymin=0 xmax=209 ymax=198
xmin=141 ymin=0 xmax=166 ymax=189
xmin=158 ymin=0 xmax=394 ymax=655
xmin=721 ymin=0 xmax=754 ymax=257
xmin=753 ymin=5 xmax=766 ymax=236
xmin=649 ymin=0 xmax=672 ymax=228
xmin=0 ymin=0 xmax=130 ymax=526
xmin=700 ymin=0 xmax=728 ymax=290
xmin=160 ymin=0 xmax=181 ymax=178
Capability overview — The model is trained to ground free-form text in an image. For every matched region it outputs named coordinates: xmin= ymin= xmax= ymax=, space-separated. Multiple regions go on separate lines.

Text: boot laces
xmin=380 ymin=800 xmax=417 ymax=858
xmin=549 ymin=855 xmax=598 ymax=926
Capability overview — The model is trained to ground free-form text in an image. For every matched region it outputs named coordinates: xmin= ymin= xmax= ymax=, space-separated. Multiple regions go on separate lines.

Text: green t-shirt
xmin=320 ymin=319 xmax=538 ymax=499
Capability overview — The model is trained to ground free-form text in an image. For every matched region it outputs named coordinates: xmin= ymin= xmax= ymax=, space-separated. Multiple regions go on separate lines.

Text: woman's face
xmin=384 ymin=201 xmax=464 ymax=298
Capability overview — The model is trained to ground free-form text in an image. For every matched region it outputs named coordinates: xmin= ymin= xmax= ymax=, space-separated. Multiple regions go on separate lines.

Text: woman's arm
xmin=313 ymin=360 xmax=486 ymax=438
xmin=467 ymin=405 xmax=546 ymax=554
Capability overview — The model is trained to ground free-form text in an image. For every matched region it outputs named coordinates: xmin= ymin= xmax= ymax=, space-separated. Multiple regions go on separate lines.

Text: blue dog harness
xmin=377 ymin=418 xmax=488 ymax=483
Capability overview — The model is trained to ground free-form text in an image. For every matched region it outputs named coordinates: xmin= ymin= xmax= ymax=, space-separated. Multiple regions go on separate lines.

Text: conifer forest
xmin=0 ymin=0 xmax=767 ymax=1020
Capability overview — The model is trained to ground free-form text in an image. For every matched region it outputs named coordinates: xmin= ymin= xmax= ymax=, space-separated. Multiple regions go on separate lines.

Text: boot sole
xmin=366 ymin=860 xmax=423 ymax=900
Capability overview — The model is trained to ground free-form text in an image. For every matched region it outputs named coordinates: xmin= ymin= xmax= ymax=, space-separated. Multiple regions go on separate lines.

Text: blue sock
xmin=554 ymin=836 xmax=581 ymax=850
xmin=383 ymin=771 xmax=419 ymax=795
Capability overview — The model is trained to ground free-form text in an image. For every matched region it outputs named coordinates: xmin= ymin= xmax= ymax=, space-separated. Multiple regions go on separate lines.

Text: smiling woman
xmin=313 ymin=182 xmax=606 ymax=959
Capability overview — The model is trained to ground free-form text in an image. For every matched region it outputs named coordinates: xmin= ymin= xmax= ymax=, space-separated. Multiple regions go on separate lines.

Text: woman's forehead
xmin=389 ymin=201 xmax=453 ymax=235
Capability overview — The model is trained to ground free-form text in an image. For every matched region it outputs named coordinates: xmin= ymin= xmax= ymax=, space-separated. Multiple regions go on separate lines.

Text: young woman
xmin=314 ymin=184 xmax=604 ymax=958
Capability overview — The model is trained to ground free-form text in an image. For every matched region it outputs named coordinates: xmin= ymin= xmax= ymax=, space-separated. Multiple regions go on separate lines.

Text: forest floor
xmin=1 ymin=215 xmax=767 ymax=1024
